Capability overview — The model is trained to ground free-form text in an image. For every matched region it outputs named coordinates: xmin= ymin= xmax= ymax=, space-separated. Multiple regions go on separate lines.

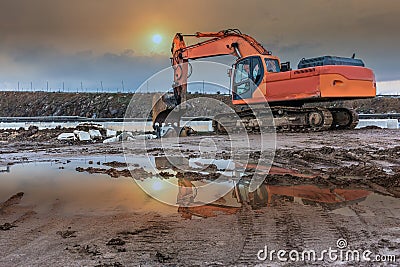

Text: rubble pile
xmin=0 ymin=123 xmax=156 ymax=144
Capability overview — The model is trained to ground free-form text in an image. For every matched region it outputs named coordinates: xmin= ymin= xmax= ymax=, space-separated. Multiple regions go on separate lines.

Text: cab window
xmin=233 ymin=56 xmax=263 ymax=100
xmin=264 ymin=58 xmax=280 ymax=73
xmin=233 ymin=58 xmax=251 ymax=99
xmin=234 ymin=58 xmax=250 ymax=84
xmin=251 ymin=56 xmax=263 ymax=85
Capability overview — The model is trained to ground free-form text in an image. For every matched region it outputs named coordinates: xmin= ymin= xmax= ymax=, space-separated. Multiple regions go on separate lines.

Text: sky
xmin=0 ymin=0 xmax=399 ymax=93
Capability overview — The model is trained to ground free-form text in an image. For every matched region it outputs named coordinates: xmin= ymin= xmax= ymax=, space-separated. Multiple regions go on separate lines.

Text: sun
xmin=152 ymin=34 xmax=162 ymax=44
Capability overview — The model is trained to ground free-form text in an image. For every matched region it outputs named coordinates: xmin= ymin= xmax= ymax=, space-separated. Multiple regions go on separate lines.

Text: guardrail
xmin=358 ymin=113 xmax=400 ymax=119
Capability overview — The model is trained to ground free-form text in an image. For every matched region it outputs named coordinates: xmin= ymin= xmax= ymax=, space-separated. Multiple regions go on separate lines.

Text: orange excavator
xmin=152 ymin=29 xmax=376 ymax=132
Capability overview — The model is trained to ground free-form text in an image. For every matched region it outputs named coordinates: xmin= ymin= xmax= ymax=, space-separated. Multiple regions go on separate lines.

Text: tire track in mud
xmin=233 ymin=202 xmax=377 ymax=265
xmin=235 ymin=203 xmax=312 ymax=265
xmin=167 ymin=214 xmax=243 ymax=266
xmin=234 ymin=207 xmax=256 ymax=264
xmin=116 ymin=214 xmax=179 ymax=265
xmin=345 ymin=198 xmax=400 ymax=256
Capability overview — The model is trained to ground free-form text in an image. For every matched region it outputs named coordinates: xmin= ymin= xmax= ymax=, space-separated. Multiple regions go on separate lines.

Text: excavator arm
xmin=171 ymin=29 xmax=269 ymax=63
xmin=152 ymin=29 xmax=270 ymax=127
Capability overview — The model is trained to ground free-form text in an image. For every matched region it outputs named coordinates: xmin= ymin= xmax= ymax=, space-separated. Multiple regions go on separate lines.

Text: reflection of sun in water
xmin=152 ymin=180 xmax=163 ymax=191
xmin=152 ymin=34 xmax=162 ymax=44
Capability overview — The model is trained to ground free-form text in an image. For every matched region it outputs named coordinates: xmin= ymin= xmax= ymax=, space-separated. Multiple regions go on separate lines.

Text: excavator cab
xmin=232 ymin=56 xmax=263 ymax=100
xmin=232 ymin=55 xmax=280 ymax=100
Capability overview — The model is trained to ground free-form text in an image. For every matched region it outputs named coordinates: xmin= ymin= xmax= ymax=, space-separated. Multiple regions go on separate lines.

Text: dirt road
xmin=0 ymin=129 xmax=399 ymax=266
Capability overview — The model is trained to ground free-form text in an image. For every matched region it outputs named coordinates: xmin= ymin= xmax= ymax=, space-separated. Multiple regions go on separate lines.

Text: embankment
xmin=0 ymin=91 xmax=398 ymax=118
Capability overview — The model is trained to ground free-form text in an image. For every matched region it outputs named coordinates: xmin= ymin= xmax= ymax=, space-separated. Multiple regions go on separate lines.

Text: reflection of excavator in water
xmin=152 ymin=29 xmax=376 ymax=133
xmin=177 ymin=177 xmax=371 ymax=219
xmin=153 ymin=157 xmax=371 ymax=219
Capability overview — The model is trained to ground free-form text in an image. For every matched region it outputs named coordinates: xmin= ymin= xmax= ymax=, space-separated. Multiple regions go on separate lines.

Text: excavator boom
xmin=172 ymin=29 xmax=269 ymax=63
xmin=170 ymin=29 xmax=270 ymax=107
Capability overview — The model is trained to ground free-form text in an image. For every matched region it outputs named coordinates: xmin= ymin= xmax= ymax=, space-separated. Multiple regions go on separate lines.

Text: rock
xmin=106 ymin=238 xmax=125 ymax=246
xmin=118 ymin=132 xmax=134 ymax=141
xmin=89 ymin=129 xmax=102 ymax=140
xmin=0 ymin=223 xmax=16 ymax=231
xmin=103 ymin=136 xmax=118 ymax=143
xmin=27 ymin=125 xmax=39 ymax=136
xmin=103 ymin=161 xmax=128 ymax=168
xmin=106 ymin=129 xmax=117 ymax=137
xmin=102 ymin=252 xmax=117 ymax=259
xmin=56 ymin=230 xmax=77 ymax=238
xmin=73 ymin=130 xmax=91 ymax=141
xmin=103 ymin=132 xmax=156 ymax=143
xmin=57 ymin=133 xmax=76 ymax=141
xmin=134 ymin=134 xmax=157 ymax=140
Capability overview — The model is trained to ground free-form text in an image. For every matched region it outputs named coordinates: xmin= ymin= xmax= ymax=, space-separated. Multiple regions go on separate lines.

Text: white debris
xmin=103 ymin=136 xmax=119 ymax=143
xmin=134 ymin=134 xmax=157 ymax=140
xmin=102 ymin=132 xmax=156 ymax=143
xmin=102 ymin=132 xmax=132 ymax=143
xmin=73 ymin=130 xmax=91 ymax=141
xmin=119 ymin=132 xmax=135 ymax=141
xmin=387 ymin=119 xmax=399 ymax=129
xmin=356 ymin=119 xmax=399 ymax=129
xmin=57 ymin=133 xmax=76 ymax=141
xmin=89 ymin=129 xmax=102 ymax=139
xmin=106 ymin=129 xmax=117 ymax=137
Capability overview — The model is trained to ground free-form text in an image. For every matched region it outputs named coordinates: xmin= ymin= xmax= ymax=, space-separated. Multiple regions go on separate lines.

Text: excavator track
xmin=213 ymin=106 xmax=335 ymax=134
xmin=272 ymin=106 xmax=334 ymax=132
xmin=328 ymin=107 xmax=359 ymax=130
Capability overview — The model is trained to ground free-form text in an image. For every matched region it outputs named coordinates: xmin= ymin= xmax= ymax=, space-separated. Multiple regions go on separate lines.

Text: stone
xmin=89 ymin=129 xmax=102 ymax=139
xmin=57 ymin=133 xmax=76 ymax=141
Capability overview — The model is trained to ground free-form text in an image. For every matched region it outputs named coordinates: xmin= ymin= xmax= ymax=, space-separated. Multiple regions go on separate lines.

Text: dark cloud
xmin=0 ymin=43 xmax=169 ymax=91
xmin=0 ymin=0 xmax=399 ymax=91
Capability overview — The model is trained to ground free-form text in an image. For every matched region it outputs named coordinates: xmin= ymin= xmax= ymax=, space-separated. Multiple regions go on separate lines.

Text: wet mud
xmin=0 ymin=129 xmax=399 ymax=266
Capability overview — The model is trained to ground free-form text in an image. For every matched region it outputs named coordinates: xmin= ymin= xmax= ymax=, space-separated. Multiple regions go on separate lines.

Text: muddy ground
xmin=0 ymin=129 xmax=399 ymax=266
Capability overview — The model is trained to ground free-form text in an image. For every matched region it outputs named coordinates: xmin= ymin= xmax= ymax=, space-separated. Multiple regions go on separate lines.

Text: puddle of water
xmin=0 ymin=159 xmax=176 ymax=216
xmin=0 ymin=155 xmax=378 ymax=219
